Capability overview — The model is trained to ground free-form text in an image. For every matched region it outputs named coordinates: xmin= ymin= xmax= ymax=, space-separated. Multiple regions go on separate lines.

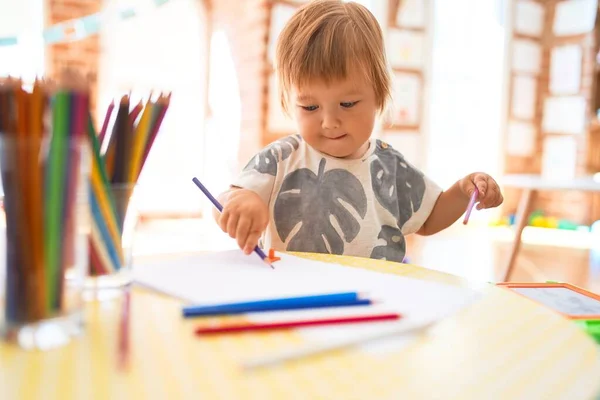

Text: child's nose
xmin=322 ymin=111 xmax=341 ymax=130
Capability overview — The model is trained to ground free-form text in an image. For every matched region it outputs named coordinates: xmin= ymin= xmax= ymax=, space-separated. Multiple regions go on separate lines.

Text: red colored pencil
xmin=129 ymin=100 xmax=143 ymax=124
xmin=98 ymin=100 xmax=114 ymax=147
xmin=195 ymin=313 xmax=401 ymax=335
xmin=117 ymin=288 xmax=131 ymax=370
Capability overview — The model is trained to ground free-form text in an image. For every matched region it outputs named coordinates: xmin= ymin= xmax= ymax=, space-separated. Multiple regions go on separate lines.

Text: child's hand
xmin=459 ymin=173 xmax=503 ymax=210
xmin=217 ymin=189 xmax=269 ymax=254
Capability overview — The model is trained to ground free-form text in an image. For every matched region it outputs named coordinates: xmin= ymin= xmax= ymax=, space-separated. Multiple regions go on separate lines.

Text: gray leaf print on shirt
xmin=243 ymin=135 xmax=302 ymax=176
xmin=274 ymin=158 xmax=367 ymax=254
xmin=370 ymin=140 xmax=426 ymax=228
xmin=370 ymin=225 xmax=405 ymax=262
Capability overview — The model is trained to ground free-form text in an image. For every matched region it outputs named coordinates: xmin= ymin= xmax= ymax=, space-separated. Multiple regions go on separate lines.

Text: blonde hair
xmin=275 ymin=0 xmax=391 ymax=113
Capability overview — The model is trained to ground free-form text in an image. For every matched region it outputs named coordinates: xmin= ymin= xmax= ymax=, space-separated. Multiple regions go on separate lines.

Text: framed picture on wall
xmin=549 ymin=45 xmax=582 ymax=95
xmin=387 ymin=29 xmax=425 ymax=69
xmin=511 ymin=75 xmax=537 ymax=120
xmin=388 ymin=71 xmax=422 ymax=128
xmin=542 ymin=96 xmax=586 ymax=135
xmin=395 ymin=0 xmax=426 ymax=29
xmin=512 ymin=39 xmax=542 ymax=74
xmin=514 ymin=0 xmax=544 ymax=38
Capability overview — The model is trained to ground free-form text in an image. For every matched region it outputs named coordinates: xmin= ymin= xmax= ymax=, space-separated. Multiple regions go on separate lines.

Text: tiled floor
xmin=132 ymin=218 xmax=600 ymax=294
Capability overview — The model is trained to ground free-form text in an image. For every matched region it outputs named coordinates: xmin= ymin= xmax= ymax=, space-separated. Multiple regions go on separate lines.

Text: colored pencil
xmin=0 ymin=81 xmax=21 ymax=322
xmin=185 ymin=299 xmax=371 ymax=317
xmin=45 ymin=90 xmax=70 ymax=311
xmin=127 ymin=100 xmax=153 ymax=182
xmin=98 ymin=100 xmax=114 ymax=146
xmin=463 ymin=187 xmax=479 ymax=225
xmin=87 ymin=91 xmax=169 ymax=276
xmin=14 ymin=83 xmax=35 ymax=319
xmin=183 ymin=292 xmax=364 ymax=317
xmin=29 ymin=81 xmax=46 ymax=320
xmin=129 ymin=100 xmax=143 ymax=124
xmin=1 ymin=77 xmax=88 ymax=321
xmin=138 ymin=94 xmax=170 ymax=177
xmin=195 ymin=313 xmax=401 ymax=335
xmin=118 ymin=287 xmax=131 ymax=369
xmin=191 ymin=176 xmax=274 ymax=269
xmin=242 ymin=319 xmax=434 ymax=370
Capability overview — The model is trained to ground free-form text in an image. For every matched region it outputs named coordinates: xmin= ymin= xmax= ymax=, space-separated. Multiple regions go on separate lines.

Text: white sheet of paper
xmin=133 ymin=250 xmax=481 ymax=346
xmin=506 ymin=121 xmax=536 ymax=156
xmin=550 ymin=45 xmax=582 ymax=95
xmin=513 ymin=287 xmax=600 ymax=316
xmin=515 ymin=1 xmax=544 ymax=37
xmin=396 ymin=0 xmax=426 ymax=28
xmin=553 ymin=0 xmax=597 ymax=37
xmin=541 ymin=136 xmax=577 ymax=181
xmin=542 ymin=96 xmax=586 ymax=134
xmin=388 ymin=29 xmax=425 ymax=69
xmin=512 ymin=40 xmax=542 ymax=74
xmin=391 ymin=73 xmax=421 ymax=126
xmin=512 ymin=75 xmax=537 ymax=120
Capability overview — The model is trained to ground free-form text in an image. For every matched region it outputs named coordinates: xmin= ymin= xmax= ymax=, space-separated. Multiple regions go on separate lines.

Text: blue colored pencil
xmin=191 ymin=176 xmax=273 ymax=269
xmin=184 ymin=298 xmax=371 ymax=317
xmin=183 ymin=292 xmax=366 ymax=317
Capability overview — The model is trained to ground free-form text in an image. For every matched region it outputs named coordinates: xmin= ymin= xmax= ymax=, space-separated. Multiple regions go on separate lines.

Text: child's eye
xmin=340 ymin=101 xmax=358 ymax=108
xmin=299 ymin=105 xmax=318 ymax=112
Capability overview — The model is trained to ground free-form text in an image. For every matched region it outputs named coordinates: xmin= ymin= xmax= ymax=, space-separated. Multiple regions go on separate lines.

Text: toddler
xmin=213 ymin=0 xmax=503 ymax=262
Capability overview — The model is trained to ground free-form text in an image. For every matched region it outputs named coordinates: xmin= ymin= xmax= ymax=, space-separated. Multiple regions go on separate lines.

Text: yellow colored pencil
xmin=127 ymin=100 xmax=153 ymax=182
xmin=91 ymin=167 xmax=124 ymax=264
xmin=90 ymin=222 xmax=118 ymax=274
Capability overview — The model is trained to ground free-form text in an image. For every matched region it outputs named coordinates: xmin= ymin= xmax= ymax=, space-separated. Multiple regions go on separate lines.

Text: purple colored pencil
xmin=191 ymin=177 xmax=274 ymax=269
xmin=463 ymin=187 xmax=479 ymax=225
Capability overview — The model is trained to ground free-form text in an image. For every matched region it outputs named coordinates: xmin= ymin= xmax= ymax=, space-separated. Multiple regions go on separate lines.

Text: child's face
xmin=291 ymin=73 xmax=377 ymax=159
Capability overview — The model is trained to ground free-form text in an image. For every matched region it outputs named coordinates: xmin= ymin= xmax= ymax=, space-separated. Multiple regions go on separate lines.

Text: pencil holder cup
xmin=0 ymin=136 xmax=91 ymax=350
xmin=84 ymin=183 xmax=138 ymax=295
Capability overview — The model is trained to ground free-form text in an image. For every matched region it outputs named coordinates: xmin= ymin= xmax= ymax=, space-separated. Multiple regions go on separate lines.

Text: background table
xmin=501 ymin=174 xmax=600 ymax=281
xmin=1 ymin=252 xmax=600 ymax=400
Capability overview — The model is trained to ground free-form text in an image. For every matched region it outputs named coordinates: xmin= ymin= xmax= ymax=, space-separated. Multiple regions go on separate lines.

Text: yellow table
xmin=2 ymin=253 xmax=600 ymax=400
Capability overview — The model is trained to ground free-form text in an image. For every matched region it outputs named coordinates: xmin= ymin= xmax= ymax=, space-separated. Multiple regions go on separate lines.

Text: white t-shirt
xmin=232 ymin=134 xmax=442 ymax=262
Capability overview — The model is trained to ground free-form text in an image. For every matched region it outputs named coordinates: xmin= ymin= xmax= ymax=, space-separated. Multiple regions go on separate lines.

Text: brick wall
xmin=46 ymin=0 xmax=102 ymax=118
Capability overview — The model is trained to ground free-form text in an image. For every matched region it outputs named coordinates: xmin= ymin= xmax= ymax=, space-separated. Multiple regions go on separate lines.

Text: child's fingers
xmin=472 ymin=174 xmax=488 ymax=197
xmin=477 ymin=186 xmax=501 ymax=209
xmin=236 ymin=216 xmax=252 ymax=251
xmin=226 ymin=212 xmax=240 ymax=239
xmin=218 ymin=209 xmax=230 ymax=233
xmin=244 ymin=230 xmax=262 ymax=254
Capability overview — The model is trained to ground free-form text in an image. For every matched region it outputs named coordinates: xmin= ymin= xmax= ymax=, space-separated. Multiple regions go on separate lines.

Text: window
xmin=98 ymin=0 xmax=208 ymax=217
xmin=427 ymin=0 xmax=505 ymax=197
xmin=198 ymin=31 xmax=241 ymax=218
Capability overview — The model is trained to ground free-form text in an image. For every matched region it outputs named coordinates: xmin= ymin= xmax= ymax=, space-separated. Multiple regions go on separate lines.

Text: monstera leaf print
xmin=370 ymin=225 xmax=405 ymax=262
xmin=370 ymin=140 xmax=426 ymax=228
xmin=274 ymin=158 xmax=367 ymax=254
xmin=243 ymin=135 xmax=302 ymax=176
